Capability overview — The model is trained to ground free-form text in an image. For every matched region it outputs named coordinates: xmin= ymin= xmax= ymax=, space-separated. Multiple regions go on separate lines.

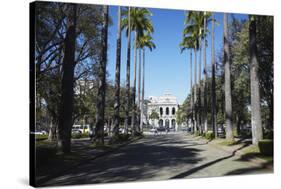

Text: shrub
xmin=205 ymin=131 xmax=215 ymax=140
xmin=264 ymin=130 xmax=273 ymax=139
xmin=72 ymin=132 xmax=82 ymax=139
xmin=194 ymin=131 xmax=200 ymax=136
xmin=35 ymin=134 xmax=48 ymax=141
xmin=258 ymin=139 xmax=273 ymax=156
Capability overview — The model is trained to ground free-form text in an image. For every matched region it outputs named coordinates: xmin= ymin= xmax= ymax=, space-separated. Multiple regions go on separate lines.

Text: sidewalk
xmin=188 ymin=134 xmax=273 ymax=169
xmin=35 ymin=135 xmax=143 ymax=186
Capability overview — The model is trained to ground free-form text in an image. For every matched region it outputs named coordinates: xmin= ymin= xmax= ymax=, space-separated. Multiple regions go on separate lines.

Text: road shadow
xmin=223 ymin=161 xmax=273 ymax=175
xmin=169 ymin=143 xmax=250 ymax=179
xmin=38 ymin=135 xmax=204 ymax=187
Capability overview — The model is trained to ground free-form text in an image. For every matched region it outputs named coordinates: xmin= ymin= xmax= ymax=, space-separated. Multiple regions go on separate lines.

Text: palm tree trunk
xmin=131 ymin=31 xmax=138 ymax=135
xmin=94 ymin=5 xmax=109 ymax=145
xmin=140 ymin=48 xmax=145 ymax=132
xmin=137 ymin=47 xmax=141 ymax=133
xmin=224 ymin=13 xmax=234 ymax=141
xmin=203 ymin=12 xmax=208 ymax=132
xmin=189 ymin=50 xmax=194 ymax=131
xmin=249 ymin=15 xmax=263 ymax=145
xmin=194 ymin=47 xmax=197 ymax=133
xmin=198 ymin=39 xmax=202 ymax=134
xmin=211 ymin=13 xmax=217 ymax=138
xmin=57 ymin=4 xmax=77 ymax=153
xmin=125 ymin=7 xmax=131 ymax=134
xmin=113 ymin=6 xmax=122 ymax=137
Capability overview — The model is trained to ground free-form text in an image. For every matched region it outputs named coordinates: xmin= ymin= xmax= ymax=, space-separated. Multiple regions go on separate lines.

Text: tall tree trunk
xmin=211 ymin=14 xmax=217 ymax=138
xmin=125 ymin=7 xmax=131 ymax=134
xmin=224 ymin=13 xmax=234 ymax=141
xmin=136 ymin=47 xmax=141 ymax=133
xmin=113 ymin=6 xmax=122 ymax=138
xmin=203 ymin=12 xmax=208 ymax=132
xmin=198 ymin=39 xmax=202 ymax=134
xmin=94 ymin=5 xmax=109 ymax=145
xmin=140 ymin=49 xmax=145 ymax=132
xmin=189 ymin=50 xmax=194 ymax=131
xmin=194 ymin=47 xmax=197 ymax=133
xmin=131 ymin=31 xmax=138 ymax=135
xmin=57 ymin=4 xmax=77 ymax=153
xmin=249 ymin=15 xmax=263 ymax=145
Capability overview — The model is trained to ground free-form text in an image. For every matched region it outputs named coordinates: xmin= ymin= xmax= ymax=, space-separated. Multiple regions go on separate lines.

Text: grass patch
xmin=35 ymin=134 xmax=48 ymax=141
xmin=219 ymin=140 xmax=238 ymax=146
xmin=240 ymin=145 xmax=273 ymax=163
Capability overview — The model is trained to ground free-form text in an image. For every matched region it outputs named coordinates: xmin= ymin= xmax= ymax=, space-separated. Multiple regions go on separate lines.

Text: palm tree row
xmin=113 ymin=7 xmax=155 ymax=137
xmin=181 ymin=11 xmax=263 ymax=145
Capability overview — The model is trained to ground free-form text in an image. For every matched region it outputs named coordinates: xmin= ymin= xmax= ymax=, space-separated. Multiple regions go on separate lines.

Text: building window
xmin=166 ymin=107 xmax=169 ymax=115
xmin=171 ymin=119 xmax=176 ymax=128
xmin=165 ymin=119 xmax=169 ymax=127
xmin=172 ymin=107 xmax=175 ymax=115
xmin=159 ymin=119 xmax=163 ymax=127
xmin=160 ymin=107 xmax=163 ymax=115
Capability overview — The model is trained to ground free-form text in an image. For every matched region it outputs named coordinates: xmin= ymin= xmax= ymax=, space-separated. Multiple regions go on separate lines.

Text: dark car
xmin=217 ymin=125 xmax=225 ymax=138
xmin=157 ymin=126 xmax=166 ymax=132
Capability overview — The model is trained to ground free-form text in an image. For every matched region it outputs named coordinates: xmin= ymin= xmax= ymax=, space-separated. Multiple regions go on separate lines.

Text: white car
xmin=31 ymin=130 xmax=47 ymax=135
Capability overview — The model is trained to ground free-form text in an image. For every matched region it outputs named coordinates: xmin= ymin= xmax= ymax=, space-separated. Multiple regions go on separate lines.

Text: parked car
xmin=72 ymin=124 xmax=90 ymax=134
xmin=31 ymin=130 xmax=47 ymax=135
xmin=157 ymin=126 xmax=166 ymax=132
xmin=217 ymin=125 xmax=225 ymax=138
xmin=71 ymin=129 xmax=82 ymax=135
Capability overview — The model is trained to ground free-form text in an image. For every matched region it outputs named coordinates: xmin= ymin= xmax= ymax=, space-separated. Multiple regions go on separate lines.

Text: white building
xmin=147 ymin=92 xmax=179 ymax=131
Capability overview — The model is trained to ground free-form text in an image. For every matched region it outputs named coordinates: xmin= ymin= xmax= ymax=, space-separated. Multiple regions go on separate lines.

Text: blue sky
xmin=106 ymin=6 xmax=248 ymax=104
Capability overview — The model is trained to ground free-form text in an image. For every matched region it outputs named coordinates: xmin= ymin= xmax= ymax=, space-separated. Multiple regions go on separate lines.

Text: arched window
xmin=171 ymin=119 xmax=176 ymax=127
xmin=165 ymin=119 xmax=170 ymax=127
xmin=159 ymin=119 xmax=163 ymax=127
xmin=166 ymin=107 xmax=169 ymax=115
xmin=172 ymin=107 xmax=176 ymax=115
xmin=160 ymin=107 xmax=163 ymax=115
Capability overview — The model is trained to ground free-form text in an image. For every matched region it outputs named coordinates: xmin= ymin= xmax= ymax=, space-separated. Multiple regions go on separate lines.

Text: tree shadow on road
xmin=38 ymin=135 xmax=204 ymax=187
xmin=223 ymin=161 xmax=273 ymax=175
xmin=169 ymin=143 xmax=250 ymax=179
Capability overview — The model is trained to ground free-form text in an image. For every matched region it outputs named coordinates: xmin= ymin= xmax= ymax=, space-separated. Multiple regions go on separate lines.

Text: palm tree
xmin=249 ymin=15 xmax=263 ymax=145
xmin=138 ymin=34 xmax=156 ymax=131
xmin=57 ymin=4 xmax=77 ymax=153
xmin=202 ymin=12 xmax=212 ymax=133
xmin=223 ymin=13 xmax=234 ymax=141
xmin=184 ymin=11 xmax=205 ymax=133
xmin=113 ymin=6 xmax=122 ymax=138
xmin=122 ymin=7 xmax=131 ymax=134
xmin=123 ymin=8 xmax=154 ymax=135
xmin=211 ymin=13 xmax=217 ymax=138
xmin=180 ymin=35 xmax=195 ymax=132
xmin=94 ymin=5 xmax=109 ymax=145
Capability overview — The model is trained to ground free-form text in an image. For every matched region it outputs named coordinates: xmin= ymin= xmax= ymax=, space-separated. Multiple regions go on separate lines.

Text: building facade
xmin=147 ymin=92 xmax=179 ymax=131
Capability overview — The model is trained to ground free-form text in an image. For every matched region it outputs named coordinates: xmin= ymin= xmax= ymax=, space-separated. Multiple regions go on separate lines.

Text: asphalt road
xmin=42 ymin=132 xmax=272 ymax=187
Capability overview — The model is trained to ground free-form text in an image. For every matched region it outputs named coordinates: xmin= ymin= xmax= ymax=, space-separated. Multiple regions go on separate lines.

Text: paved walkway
xmin=41 ymin=132 xmax=273 ymax=187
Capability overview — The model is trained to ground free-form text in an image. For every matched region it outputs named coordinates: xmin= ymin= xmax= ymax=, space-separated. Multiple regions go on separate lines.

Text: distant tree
xmin=149 ymin=110 xmax=159 ymax=126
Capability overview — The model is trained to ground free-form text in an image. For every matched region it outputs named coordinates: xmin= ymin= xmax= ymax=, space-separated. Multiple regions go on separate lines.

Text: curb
xmin=36 ymin=135 xmax=143 ymax=186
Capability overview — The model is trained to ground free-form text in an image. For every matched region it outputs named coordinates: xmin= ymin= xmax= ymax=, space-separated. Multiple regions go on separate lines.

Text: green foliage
xmin=205 ymin=131 xmax=215 ymax=140
xmin=258 ymin=139 xmax=273 ymax=156
xmin=35 ymin=134 xmax=49 ymax=141
xmin=149 ymin=110 xmax=159 ymax=120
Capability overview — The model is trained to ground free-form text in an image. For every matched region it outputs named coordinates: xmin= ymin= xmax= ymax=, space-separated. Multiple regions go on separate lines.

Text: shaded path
xmin=41 ymin=133 xmax=272 ymax=187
